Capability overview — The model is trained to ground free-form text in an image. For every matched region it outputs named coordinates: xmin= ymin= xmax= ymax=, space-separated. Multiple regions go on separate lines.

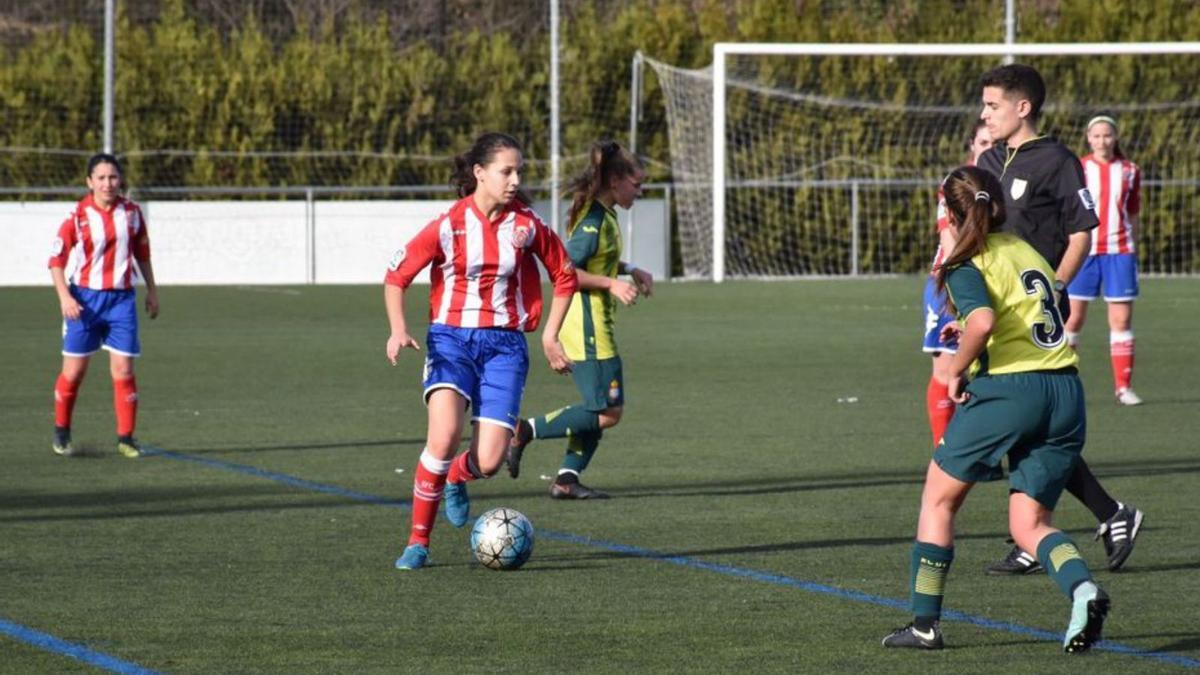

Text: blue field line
xmin=0 ymin=617 xmax=162 ymax=675
xmin=141 ymin=447 xmax=408 ymax=508
xmin=146 ymin=447 xmax=1200 ymax=669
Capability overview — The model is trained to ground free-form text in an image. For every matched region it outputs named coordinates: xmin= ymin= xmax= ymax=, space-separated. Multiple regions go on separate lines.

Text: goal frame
xmin=710 ymin=42 xmax=1200 ymax=282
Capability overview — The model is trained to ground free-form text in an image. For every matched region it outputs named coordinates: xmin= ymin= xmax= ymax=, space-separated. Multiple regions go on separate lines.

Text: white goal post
xmin=709 ymin=42 xmax=1200 ymax=282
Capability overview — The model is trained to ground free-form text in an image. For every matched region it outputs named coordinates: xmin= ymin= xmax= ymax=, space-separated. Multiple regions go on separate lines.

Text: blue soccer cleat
xmin=1064 ymin=583 xmax=1110 ymax=653
xmin=394 ymin=544 xmax=429 ymax=570
xmin=444 ymin=481 xmax=470 ymax=527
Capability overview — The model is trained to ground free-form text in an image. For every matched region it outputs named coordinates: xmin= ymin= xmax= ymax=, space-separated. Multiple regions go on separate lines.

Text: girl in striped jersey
xmin=385 ymin=133 xmax=578 ymax=570
xmin=505 ymin=140 xmax=653 ymax=499
xmin=48 ymin=153 xmax=159 ymax=458
xmin=1067 ymin=115 xmax=1143 ymax=405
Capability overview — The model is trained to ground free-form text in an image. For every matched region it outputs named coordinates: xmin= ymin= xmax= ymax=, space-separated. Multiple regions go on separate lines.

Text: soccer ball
xmin=470 ymin=507 xmax=535 ymax=571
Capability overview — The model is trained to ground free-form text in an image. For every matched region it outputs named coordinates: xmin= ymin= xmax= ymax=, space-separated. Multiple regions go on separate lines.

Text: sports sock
xmin=530 ymin=405 xmax=600 ymax=440
xmin=910 ymin=540 xmax=954 ymax=621
xmin=1110 ymin=330 xmax=1134 ymax=392
xmin=54 ymin=374 xmax=81 ymax=430
xmin=1063 ymin=460 xmax=1119 ymax=523
xmin=1065 ymin=330 xmax=1080 ymax=350
xmin=447 ymin=451 xmax=484 ymax=484
xmin=925 ymin=376 xmax=954 ymax=448
xmin=113 ymin=376 xmax=138 ymax=438
xmin=560 ymin=430 xmax=601 ymax=475
xmin=1036 ymin=531 xmax=1094 ymax=598
xmin=409 ymin=449 xmax=451 ymax=546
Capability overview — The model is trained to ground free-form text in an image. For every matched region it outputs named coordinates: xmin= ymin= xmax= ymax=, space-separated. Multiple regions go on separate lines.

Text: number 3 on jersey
xmin=1020 ymin=269 xmax=1065 ymax=348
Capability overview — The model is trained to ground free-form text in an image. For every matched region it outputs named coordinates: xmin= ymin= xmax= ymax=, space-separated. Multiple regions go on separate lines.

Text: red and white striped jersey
xmin=1081 ymin=154 xmax=1141 ymax=255
xmin=48 ymin=194 xmax=150 ymax=290
xmin=930 ymin=184 xmax=950 ymax=274
xmin=384 ymin=196 xmax=578 ymax=331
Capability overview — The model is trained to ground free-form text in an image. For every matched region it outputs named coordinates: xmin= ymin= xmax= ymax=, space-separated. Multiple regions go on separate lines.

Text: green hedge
xmin=1 ymin=0 xmax=1198 ymax=272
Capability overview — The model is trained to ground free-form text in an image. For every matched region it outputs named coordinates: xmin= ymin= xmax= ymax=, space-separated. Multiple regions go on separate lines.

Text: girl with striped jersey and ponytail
xmin=385 ymin=133 xmax=578 ymax=570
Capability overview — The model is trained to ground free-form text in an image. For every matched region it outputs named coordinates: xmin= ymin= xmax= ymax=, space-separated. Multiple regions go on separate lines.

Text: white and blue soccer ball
xmin=470 ymin=507 xmax=534 ymax=571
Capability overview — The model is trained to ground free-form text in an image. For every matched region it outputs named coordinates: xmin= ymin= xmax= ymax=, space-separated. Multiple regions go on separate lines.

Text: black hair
xmin=86 ymin=152 xmax=123 ymax=178
xmin=450 ymin=132 xmax=530 ymax=205
xmin=979 ymin=63 xmax=1047 ymax=121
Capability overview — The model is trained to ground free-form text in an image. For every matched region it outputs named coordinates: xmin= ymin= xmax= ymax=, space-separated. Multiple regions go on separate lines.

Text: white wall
xmin=0 ymin=199 xmax=669 ymax=286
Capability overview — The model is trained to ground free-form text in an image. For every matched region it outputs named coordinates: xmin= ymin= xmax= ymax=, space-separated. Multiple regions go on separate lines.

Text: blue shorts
xmin=922 ymin=277 xmax=958 ymax=354
xmin=1067 ymin=254 xmax=1138 ymax=302
xmin=422 ymin=324 xmax=529 ymax=431
xmin=62 ymin=287 xmax=140 ymax=357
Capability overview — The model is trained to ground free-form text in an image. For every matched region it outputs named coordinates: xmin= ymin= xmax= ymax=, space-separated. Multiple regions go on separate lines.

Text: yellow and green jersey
xmin=559 ymin=200 xmax=622 ymax=361
xmin=945 ymin=233 xmax=1079 ymax=376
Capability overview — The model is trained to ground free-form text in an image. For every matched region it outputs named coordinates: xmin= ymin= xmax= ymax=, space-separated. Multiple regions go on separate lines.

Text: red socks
xmin=113 ymin=376 xmax=138 ymax=438
xmin=925 ymin=376 xmax=954 ymax=448
xmin=447 ymin=451 xmax=483 ymax=484
xmin=409 ymin=450 xmax=451 ymax=546
xmin=54 ymin=374 xmax=81 ymax=429
xmin=1110 ymin=331 xmax=1134 ymax=392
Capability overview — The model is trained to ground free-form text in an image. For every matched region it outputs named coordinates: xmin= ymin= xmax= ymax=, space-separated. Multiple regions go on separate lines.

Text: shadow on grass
xmin=1116 ymin=559 xmax=1200 ymax=575
xmin=460 ymin=454 xmax=1200 ymax=503
xmin=169 ymin=437 xmax=425 ymax=454
xmin=0 ymin=482 xmax=402 ymax=522
xmin=533 ymin=529 xmax=1028 ymax=564
xmin=0 ymin=497 xmax=393 ymax=522
xmin=1115 ymin=632 xmax=1200 ymax=654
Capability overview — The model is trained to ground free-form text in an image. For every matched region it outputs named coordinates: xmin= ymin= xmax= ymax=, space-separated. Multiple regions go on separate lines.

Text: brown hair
xmin=451 ymin=132 xmax=531 ymax=205
xmin=935 ymin=165 xmax=1007 ymax=311
xmin=565 ymin=139 xmax=642 ymax=231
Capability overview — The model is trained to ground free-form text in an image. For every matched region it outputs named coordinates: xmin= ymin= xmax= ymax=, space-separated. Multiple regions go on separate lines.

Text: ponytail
xmin=565 ymin=139 xmax=642 ymax=231
xmin=450 ymin=132 xmax=531 ymax=205
xmin=934 ymin=166 xmax=1007 ymax=313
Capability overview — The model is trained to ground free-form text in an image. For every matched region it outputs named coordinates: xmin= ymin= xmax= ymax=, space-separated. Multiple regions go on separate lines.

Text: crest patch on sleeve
xmin=388 ymin=246 xmax=406 ymax=271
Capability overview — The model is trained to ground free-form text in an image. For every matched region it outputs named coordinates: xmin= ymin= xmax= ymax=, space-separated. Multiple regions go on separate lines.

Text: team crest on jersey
xmin=388 ymin=246 xmax=406 ymax=271
xmin=51 ymin=237 xmax=64 ymax=256
xmin=1010 ymin=178 xmax=1028 ymax=200
xmin=512 ymin=225 xmax=532 ymax=249
xmin=1078 ymin=188 xmax=1096 ymax=212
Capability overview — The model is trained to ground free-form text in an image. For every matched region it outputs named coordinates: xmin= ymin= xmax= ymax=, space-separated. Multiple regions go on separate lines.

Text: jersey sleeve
xmin=131 ymin=204 xmax=151 ymax=260
xmin=935 ymin=185 xmax=950 ymax=232
xmin=1126 ymin=163 xmax=1142 ymax=217
xmin=1056 ymin=155 xmax=1100 ymax=235
xmin=532 ymin=219 xmax=579 ymax=298
xmin=48 ymin=212 xmax=77 ymax=269
xmin=565 ymin=216 xmax=601 ymax=267
xmin=945 ymin=262 xmax=991 ymax=324
xmin=384 ymin=216 xmax=443 ymax=288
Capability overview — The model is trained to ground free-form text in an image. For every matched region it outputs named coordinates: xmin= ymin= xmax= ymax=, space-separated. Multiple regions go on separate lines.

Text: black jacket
xmin=977 ymin=136 xmax=1099 ymax=269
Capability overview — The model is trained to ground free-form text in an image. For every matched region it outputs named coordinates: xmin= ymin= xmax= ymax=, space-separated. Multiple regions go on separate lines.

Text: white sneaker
xmin=1116 ymin=388 xmax=1143 ymax=406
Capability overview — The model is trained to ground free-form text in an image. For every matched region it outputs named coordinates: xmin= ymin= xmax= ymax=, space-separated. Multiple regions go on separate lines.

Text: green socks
xmin=1036 ymin=531 xmax=1093 ymax=597
xmin=531 ymin=405 xmax=600 ymax=440
xmin=561 ymin=431 xmax=601 ymax=475
xmin=910 ymin=541 xmax=954 ymax=621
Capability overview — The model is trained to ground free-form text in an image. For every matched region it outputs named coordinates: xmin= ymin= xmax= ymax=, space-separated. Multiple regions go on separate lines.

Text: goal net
xmin=647 ymin=44 xmax=1200 ymax=280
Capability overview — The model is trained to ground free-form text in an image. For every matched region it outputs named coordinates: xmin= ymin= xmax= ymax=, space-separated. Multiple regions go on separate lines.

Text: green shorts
xmin=934 ymin=369 xmax=1086 ymax=509
xmin=572 ymin=356 xmax=624 ymax=412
